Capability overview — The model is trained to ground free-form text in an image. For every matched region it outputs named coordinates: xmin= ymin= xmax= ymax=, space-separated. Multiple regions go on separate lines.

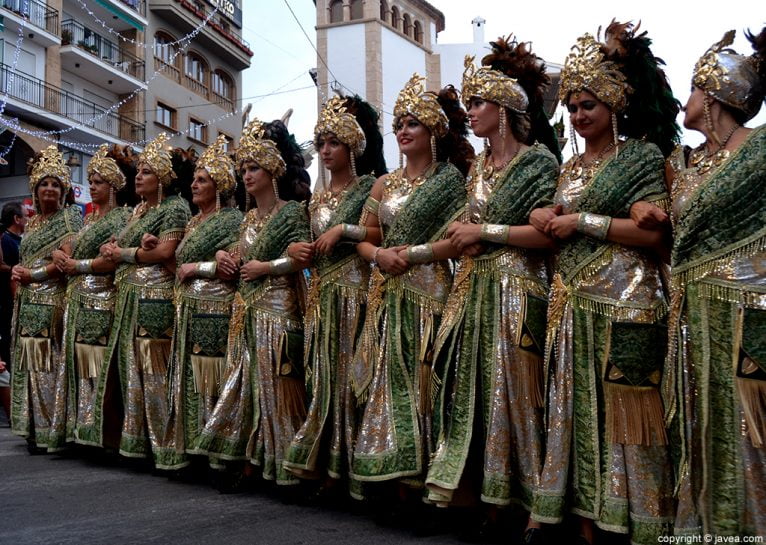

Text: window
xmin=380 ymin=0 xmax=388 ymax=21
xmin=218 ymin=133 xmax=234 ymax=153
xmin=153 ymin=32 xmax=177 ymax=64
xmin=185 ymin=53 xmax=206 ymax=83
xmin=189 ymin=118 xmax=206 ymax=143
xmin=212 ymin=70 xmax=233 ymax=99
xmin=413 ymin=21 xmax=423 ymax=43
xmin=391 ymin=6 xmax=399 ymax=29
xmin=329 ymin=0 xmax=343 ymax=23
xmin=403 ymin=14 xmax=412 ymax=36
xmin=350 ymin=0 xmax=363 ymax=20
xmin=156 ymin=103 xmax=176 ymax=128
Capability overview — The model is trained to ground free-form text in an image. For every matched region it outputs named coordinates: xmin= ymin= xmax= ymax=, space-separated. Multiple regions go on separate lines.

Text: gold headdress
xmin=29 ymin=145 xmax=71 ymax=194
xmin=196 ymin=134 xmax=236 ymax=195
xmin=559 ymin=32 xmax=631 ymax=112
xmin=693 ymin=30 xmax=763 ymax=122
xmin=87 ymin=144 xmax=126 ymax=190
xmin=315 ymin=96 xmax=367 ymax=157
xmin=392 ymin=73 xmax=449 ymax=137
xmin=138 ymin=132 xmax=176 ymax=187
xmin=462 ymin=55 xmax=529 ymax=113
xmin=236 ymin=117 xmax=286 ymax=180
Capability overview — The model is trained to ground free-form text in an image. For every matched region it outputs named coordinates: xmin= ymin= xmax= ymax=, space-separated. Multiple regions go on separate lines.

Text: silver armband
xmin=576 ymin=213 xmax=612 ymax=240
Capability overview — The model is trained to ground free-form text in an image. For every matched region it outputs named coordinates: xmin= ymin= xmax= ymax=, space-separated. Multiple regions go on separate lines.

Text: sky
xmin=240 ymin=0 xmax=765 ymax=172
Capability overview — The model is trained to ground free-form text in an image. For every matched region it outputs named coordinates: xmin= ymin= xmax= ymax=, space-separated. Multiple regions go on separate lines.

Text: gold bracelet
xmin=195 ymin=261 xmax=217 ymax=278
xmin=269 ymin=257 xmax=294 ymax=275
xmin=341 ymin=223 xmax=367 ymax=241
xmin=75 ymin=259 xmax=94 ymax=274
xmin=407 ymin=243 xmax=434 ymax=264
xmin=480 ymin=224 xmax=510 ymax=245
xmin=576 ymin=213 xmax=611 ymax=240
xmin=120 ymin=247 xmax=139 ymax=264
xmin=371 ymin=247 xmax=382 ymax=266
xmin=30 ymin=266 xmax=49 ymax=282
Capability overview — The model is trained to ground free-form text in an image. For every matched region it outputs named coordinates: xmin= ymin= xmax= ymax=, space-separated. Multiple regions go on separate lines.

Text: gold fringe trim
xmin=66 ymin=288 xmax=116 ymax=311
xmin=605 ymin=382 xmax=668 ymax=446
xmin=75 ymin=342 xmax=106 ymax=379
xmin=18 ymin=336 xmax=52 ymax=372
xmin=277 ymin=375 xmax=307 ymax=428
xmin=565 ymin=245 xmax=616 ymax=289
xmin=435 ymin=257 xmax=474 ymax=348
xmin=570 ymin=293 xmax=667 ymax=323
xmin=18 ymin=285 xmax=65 ymax=305
xmin=417 ymin=314 xmax=435 ymax=418
xmin=191 ymin=355 xmax=227 ymax=397
xmin=353 ymin=268 xmax=386 ymax=402
xmin=135 ymin=337 xmax=170 ymax=376
xmin=517 ymin=349 xmax=544 ymax=409
xmin=672 ymin=232 xmax=766 ymax=289
xmin=736 ymin=377 xmax=766 ymax=449
xmin=696 ymin=281 xmax=766 ymax=307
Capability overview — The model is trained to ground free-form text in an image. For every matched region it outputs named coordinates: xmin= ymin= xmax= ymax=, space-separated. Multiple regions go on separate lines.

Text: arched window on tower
xmin=391 ymin=6 xmax=400 ymax=29
xmin=413 ymin=20 xmax=423 ymax=43
xmin=380 ymin=0 xmax=388 ymax=21
xmin=403 ymin=13 xmax=412 ymax=37
xmin=350 ymin=0 xmax=363 ymax=20
xmin=329 ymin=0 xmax=343 ymax=23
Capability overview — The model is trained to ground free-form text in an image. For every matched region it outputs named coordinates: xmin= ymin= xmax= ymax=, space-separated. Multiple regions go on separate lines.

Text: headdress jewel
xmin=392 ymin=73 xmax=449 ymax=137
xmin=461 ymin=55 xmax=529 ymax=113
xmin=315 ymin=96 xmax=367 ymax=157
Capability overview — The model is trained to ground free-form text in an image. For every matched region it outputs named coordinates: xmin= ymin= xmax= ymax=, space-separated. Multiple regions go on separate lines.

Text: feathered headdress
xmin=694 ymin=29 xmax=764 ymax=122
xmin=196 ymin=134 xmax=236 ymax=195
xmin=236 ymin=117 xmax=286 ymax=180
xmin=87 ymin=144 xmax=126 ymax=190
xmin=29 ymin=145 xmax=71 ymax=194
xmin=392 ymin=73 xmax=449 ymax=137
xmin=559 ymin=30 xmax=630 ymax=112
xmin=315 ymin=96 xmax=367 ymax=157
xmin=138 ymin=133 xmax=177 ymax=187
xmin=562 ymin=21 xmax=680 ymax=156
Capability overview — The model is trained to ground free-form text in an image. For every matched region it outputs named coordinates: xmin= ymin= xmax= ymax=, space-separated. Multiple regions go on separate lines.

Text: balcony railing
xmin=1 ymin=0 xmax=59 ymax=35
xmin=118 ymin=0 xmax=146 ymax=17
xmin=154 ymin=57 xmax=181 ymax=84
xmin=184 ymin=74 xmax=209 ymax=99
xmin=0 ymin=63 xmax=145 ymax=142
xmin=212 ymin=91 xmax=234 ymax=112
xmin=62 ymin=20 xmax=146 ymax=81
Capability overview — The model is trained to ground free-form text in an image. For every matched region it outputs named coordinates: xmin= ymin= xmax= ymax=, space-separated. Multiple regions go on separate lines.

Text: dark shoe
xmin=522 ymin=527 xmax=544 ymax=545
xmin=575 ymin=536 xmax=592 ymax=545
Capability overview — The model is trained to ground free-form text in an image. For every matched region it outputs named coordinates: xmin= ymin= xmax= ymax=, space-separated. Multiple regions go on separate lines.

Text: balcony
xmin=60 ymin=20 xmax=147 ymax=94
xmin=75 ymin=0 xmax=147 ymax=32
xmin=1 ymin=0 xmax=60 ymax=47
xmin=151 ymin=0 xmax=252 ymax=71
xmin=0 ymin=62 xmax=144 ymax=145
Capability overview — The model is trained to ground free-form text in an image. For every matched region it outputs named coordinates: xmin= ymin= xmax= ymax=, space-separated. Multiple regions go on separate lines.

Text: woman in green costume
xmin=165 ymin=135 xmax=242 ymax=468
xmin=197 ymin=118 xmax=311 ymax=486
xmin=100 ymin=133 xmax=191 ymax=468
xmin=424 ymin=37 xmax=560 ymax=543
xmin=350 ymin=75 xmax=473 ymax=489
xmin=11 ymin=146 xmax=82 ymax=452
xmin=47 ymin=144 xmax=132 ymax=451
xmin=659 ymin=28 xmax=766 ymax=538
xmin=529 ymin=22 xmax=680 ymax=545
xmin=284 ymin=95 xmax=386 ymax=496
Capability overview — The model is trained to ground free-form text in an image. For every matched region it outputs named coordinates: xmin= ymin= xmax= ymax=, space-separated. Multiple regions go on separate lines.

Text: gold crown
xmin=315 ymin=96 xmax=367 ymax=157
xmin=29 ymin=145 xmax=71 ymax=194
xmin=236 ymin=117 xmax=286 ymax=180
xmin=392 ymin=73 xmax=449 ymax=137
xmin=462 ymin=55 xmax=529 ymax=113
xmin=138 ymin=133 xmax=177 ymax=187
xmin=693 ymin=30 xmax=763 ymax=122
xmin=87 ymin=144 xmax=126 ymax=190
xmin=197 ymin=134 xmax=236 ymax=195
xmin=559 ymin=33 xmax=630 ymax=112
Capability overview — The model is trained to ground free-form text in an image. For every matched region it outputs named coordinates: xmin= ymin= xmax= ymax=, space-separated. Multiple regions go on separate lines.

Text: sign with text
xmin=206 ymin=0 xmax=242 ymax=28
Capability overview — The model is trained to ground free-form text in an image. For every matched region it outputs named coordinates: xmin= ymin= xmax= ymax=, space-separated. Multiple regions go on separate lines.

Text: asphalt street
xmin=0 ymin=419 xmax=473 ymax=545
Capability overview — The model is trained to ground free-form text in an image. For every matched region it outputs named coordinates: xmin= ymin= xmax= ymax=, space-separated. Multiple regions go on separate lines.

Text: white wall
xmin=2 ymin=30 xmax=45 ymax=77
xmin=381 ymin=26 xmax=427 ymax=169
xmin=326 ymin=24 xmax=367 ymax=99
